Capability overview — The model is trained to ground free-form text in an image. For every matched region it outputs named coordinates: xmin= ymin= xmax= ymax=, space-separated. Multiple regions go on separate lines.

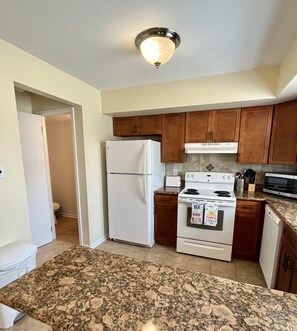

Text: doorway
xmin=15 ymin=89 xmax=84 ymax=247
xmin=44 ymin=111 xmax=79 ymax=245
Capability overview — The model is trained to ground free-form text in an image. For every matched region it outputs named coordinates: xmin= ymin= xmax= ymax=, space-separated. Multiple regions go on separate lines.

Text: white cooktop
xmin=179 ymin=172 xmax=236 ymax=202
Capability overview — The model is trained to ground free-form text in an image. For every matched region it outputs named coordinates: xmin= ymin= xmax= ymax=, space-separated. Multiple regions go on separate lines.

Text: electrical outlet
xmin=0 ymin=165 xmax=5 ymax=178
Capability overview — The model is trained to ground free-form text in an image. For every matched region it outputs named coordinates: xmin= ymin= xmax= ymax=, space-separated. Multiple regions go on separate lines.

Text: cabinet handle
xmin=295 ymin=153 xmax=297 ymax=164
xmin=210 ymin=132 xmax=213 ymax=141
xmin=283 ymin=253 xmax=292 ymax=272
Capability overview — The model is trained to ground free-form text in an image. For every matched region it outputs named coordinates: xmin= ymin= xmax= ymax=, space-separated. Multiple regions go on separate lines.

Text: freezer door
xmin=106 ymin=140 xmax=152 ymax=174
xmin=107 ymin=174 xmax=153 ymax=246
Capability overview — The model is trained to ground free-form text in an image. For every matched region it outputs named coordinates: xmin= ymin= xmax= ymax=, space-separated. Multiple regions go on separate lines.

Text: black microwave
xmin=263 ymin=173 xmax=297 ymax=199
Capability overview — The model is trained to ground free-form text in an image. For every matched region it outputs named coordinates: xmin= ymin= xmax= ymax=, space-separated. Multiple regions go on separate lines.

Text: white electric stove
xmin=177 ymin=172 xmax=236 ymax=261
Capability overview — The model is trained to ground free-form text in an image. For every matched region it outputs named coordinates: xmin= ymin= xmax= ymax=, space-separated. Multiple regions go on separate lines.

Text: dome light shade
xmin=135 ymin=27 xmax=180 ymax=68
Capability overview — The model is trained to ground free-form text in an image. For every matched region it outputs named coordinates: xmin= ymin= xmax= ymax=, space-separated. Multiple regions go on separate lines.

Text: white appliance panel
xmin=259 ymin=205 xmax=283 ymax=288
xmin=106 ymin=140 xmax=152 ymax=174
xmin=107 ymin=173 xmax=153 ymax=246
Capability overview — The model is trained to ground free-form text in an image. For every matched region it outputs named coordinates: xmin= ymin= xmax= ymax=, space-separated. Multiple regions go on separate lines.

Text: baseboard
xmin=61 ymin=213 xmax=78 ymax=219
xmin=89 ymin=234 xmax=109 ymax=249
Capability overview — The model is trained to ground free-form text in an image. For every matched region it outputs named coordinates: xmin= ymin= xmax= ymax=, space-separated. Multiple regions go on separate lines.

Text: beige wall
xmin=101 ymin=37 xmax=297 ymax=116
xmin=0 ymin=38 xmax=113 ymax=247
xmin=46 ymin=115 xmax=77 ymax=217
xmin=102 ymin=67 xmax=278 ymax=115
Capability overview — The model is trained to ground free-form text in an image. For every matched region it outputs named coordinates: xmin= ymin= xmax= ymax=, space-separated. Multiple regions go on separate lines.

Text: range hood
xmin=185 ymin=142 xmax=238 ymax=154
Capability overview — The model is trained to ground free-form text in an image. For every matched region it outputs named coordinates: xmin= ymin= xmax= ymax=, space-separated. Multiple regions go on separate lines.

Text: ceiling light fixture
xmin=135 ymin=27 xmax=181 ymax=69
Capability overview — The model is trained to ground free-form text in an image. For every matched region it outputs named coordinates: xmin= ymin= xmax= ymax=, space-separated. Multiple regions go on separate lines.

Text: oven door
xmin=177 ymin=198 xmax=236 ymax=245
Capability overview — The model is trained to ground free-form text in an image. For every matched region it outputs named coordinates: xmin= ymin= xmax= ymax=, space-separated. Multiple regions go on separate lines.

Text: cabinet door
xmin=269 ymin=100 xmax=297 ymax=165
xmin=185 ymin=111 xmax=212 ymax=142
xmin=154 ymin=194 xmax=177 ymax=247
xmin=276 ymin=241 xmax=294 ymax=292
xmin=232 ymin=200 xmax=264 ymax=261
xmin=232 ymin=212 xmax=261 ymax=261
xmin=238 ymin=106 xmax=273 ymax=164
xmin=161 ymin=113 xmax=186 ymax=163
xmin=211 ymin=108 xmax=241 ymax=142
xmin=113 ymin=117 xmax=137 ymax=136
xmin=137 ymin=115 xmax=162 ymax=135
xmin=289 ymin=260 xmax=297 ymax=294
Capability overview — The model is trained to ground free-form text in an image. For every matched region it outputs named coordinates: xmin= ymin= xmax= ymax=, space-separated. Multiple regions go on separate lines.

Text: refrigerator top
xmin=106 ymin=140 xmax=164 ymax=176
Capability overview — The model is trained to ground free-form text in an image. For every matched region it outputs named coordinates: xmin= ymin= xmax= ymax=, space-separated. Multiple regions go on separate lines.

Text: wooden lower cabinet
xmin=232 ymin=200 xmax=265 ymax=261
xmin=276 ymin=223 xmax=297 ymax=294
xmin=154 ymin=194 xmax=178 ymax=247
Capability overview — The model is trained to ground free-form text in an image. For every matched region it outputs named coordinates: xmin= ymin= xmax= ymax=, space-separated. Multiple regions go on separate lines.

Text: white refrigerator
xmin=106 ymin=140 xmax=165 ymax=247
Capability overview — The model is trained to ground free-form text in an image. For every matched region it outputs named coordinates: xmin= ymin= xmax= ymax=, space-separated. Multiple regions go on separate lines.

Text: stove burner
xmin=183 ymin=188 xmax=199 ymax=195
xmin=214 ymin=190 xmax=231 ymax=198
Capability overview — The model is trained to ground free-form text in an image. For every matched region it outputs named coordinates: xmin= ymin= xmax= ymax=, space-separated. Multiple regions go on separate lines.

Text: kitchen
xmin=109 ymin=105 xmax=297 ymax=284
xmin=0 ymin=1 xmax=297 ymax=330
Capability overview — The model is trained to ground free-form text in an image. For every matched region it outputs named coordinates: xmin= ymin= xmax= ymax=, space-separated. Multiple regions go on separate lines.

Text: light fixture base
xmin=135 ymin=27 xmax=180 ymax=51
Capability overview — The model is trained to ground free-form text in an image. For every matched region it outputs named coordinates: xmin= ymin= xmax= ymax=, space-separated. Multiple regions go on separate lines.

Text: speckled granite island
xmin=1 ymin=246 xmax=297 ymax=330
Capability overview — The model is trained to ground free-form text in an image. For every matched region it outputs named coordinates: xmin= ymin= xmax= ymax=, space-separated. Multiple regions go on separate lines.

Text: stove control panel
xmin=185 ymin=172 xmax=235 ymax=184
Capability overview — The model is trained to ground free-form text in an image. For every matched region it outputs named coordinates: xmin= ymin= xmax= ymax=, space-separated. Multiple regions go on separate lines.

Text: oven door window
xmin=186 ymin=208 xmax=224 ymax=231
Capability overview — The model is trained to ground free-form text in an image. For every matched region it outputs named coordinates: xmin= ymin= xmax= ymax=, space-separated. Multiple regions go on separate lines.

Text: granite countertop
xmin=235 ymin=191 xmax=297 ymax=235
xmin=0 ymin=245 xmax=297 ymax=331
xmin=154 ymin=186 xmax=184 ymax=195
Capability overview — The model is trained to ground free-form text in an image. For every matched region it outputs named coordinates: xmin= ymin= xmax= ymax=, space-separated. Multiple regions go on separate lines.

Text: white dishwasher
xmin=259 ymin=204 xmax=283 ymax=288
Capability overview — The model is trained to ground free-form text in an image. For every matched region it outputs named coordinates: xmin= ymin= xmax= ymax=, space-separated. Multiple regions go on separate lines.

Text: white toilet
xmin=0 ymin=241 xmax=37 ymax=329
xmin=53 ymin=202 xmax=60 ymax=224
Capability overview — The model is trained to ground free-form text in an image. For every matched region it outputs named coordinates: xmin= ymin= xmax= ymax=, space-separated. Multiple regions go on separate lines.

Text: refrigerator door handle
xmin=142 ymin=176 xmax=147 ymax=205
xmin=143 ymin=143 xmax=147 ymax=174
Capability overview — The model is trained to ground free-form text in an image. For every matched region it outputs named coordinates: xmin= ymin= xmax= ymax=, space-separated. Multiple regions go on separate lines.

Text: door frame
xmin=36 ymin=107 xmax=83 ymax=245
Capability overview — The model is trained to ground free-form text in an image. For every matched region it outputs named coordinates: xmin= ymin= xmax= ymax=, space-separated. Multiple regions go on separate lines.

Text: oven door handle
xmin=178 ymin=198 xmax=235 ymax=208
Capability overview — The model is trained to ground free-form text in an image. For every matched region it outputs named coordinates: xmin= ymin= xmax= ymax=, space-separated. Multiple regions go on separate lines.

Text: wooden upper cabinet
xmin=113 ymin=117 xmax=137 ymax=136
xmin=238 ymin=106 xmax=273 ymax=164
xmin=211 ymin=109 xmax=241 ymax=142
xmin=269 ymin=100 xmax=297 ymax=165
xmin=185 ymin=111 xmax=211 ymax=142
xmin=113 ymin=115 xmax=162 ymax=137
xmin=161 ymin=113 xmax=186 ymax=163
xmin=185 ymin=108 xmax=241 ymax=143
xmin=137 ymin=115 xmax=162 ymax=135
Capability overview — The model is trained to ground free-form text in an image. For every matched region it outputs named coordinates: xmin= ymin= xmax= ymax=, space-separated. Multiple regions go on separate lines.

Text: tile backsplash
xmin=165 ymin=154 xmax=297 ymax=185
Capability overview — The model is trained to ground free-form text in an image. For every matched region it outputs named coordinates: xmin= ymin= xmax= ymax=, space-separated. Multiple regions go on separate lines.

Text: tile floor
xmin=7 ymin=219 xmax=267 ymax=330
xmin=96 ymin=240 xmax=267 ymax=287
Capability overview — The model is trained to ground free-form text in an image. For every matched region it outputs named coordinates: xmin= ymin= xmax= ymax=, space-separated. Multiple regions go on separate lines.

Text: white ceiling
xmin=1 ymin=0 xmax=297 ymax=91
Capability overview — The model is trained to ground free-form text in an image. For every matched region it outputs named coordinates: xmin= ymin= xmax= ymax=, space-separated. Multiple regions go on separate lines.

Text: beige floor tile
xmin=235 ymin=261 xmax=266 ymax=287
xmin=210 ymin=260 xmax=237 ymax=281
xmin=236 ymin=273 xmax=267 ymax=287
xmin=186 ymin=262 xmax=211 ymax=274
xmin=7 ymin=314 xmax=52 ymax=330
xmin=187 ymin=255 xmax=212 ymax=266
